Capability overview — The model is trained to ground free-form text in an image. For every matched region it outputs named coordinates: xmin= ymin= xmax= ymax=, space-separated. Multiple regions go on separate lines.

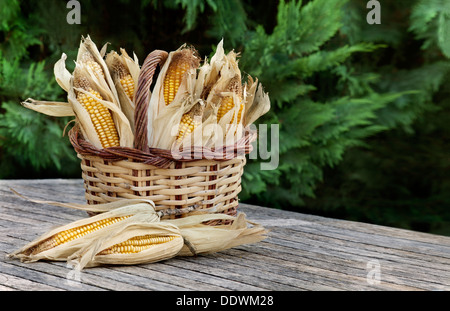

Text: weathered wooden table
xmin=1 ymin=179 xmax=449 ymax=291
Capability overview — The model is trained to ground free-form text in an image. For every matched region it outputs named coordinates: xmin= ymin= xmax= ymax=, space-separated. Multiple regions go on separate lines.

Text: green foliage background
xmin=1 ymin=0 xmax=450 ymax=235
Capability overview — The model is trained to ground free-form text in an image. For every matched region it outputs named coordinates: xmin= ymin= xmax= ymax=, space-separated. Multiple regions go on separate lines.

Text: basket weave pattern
xmin=79 ymin=154 xmax=245 ymax=219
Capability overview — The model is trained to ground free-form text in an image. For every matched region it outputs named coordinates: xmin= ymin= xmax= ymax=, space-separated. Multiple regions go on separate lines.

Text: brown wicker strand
xmin=134 ymin=50 xmax=168 ymax=153
xmin=69 ymin=123 xmax=256 ymax=169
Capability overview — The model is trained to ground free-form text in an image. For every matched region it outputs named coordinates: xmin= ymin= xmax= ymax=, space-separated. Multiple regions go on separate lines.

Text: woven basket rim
xmin=69 ymin=124 xmax=256 ymax=169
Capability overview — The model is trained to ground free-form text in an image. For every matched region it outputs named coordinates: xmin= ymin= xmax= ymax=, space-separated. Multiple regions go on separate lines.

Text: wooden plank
xmin=179 ymin=251 xmax=343 ymax=291
xmin=0 ymin=259 xmax=102 ymax=291
xmin=241 ymin=203 xmax=450 ymax=247
xmin=0 ymin=271 xmax=62 ymax=291
xmin=131 ymin=263 xmax=234 ymax=291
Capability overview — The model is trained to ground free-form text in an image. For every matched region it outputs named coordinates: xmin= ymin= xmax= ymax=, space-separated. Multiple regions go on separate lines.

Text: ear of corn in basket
xmin=162 ymin=47 xmax=201 ymax=106
xmin=196 ymin=43 xmax=247 ymax=147
xmin=105 ymin=49 xmax=140 ymax=131
xmin=146 ymin=46 xmax=201 ymax=148
xmin=73 ymin=36 xmax=134 ymax=148
xmin=7 ymin=201 xmax=160 ymax=263
xmin=22 ymin=35 xmax=135 ymax=149
xmin=76 ymin=36 xmax=117 ymax=99
xmin=72 ymin=69 xmax=121 ymax=148
xmin=174 ymin=101 xmax=206 ymax=150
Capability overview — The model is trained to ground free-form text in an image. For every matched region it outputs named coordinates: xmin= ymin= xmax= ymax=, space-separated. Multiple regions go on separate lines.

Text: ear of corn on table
xmin=8 ymin=198 xmax=266 ymax=270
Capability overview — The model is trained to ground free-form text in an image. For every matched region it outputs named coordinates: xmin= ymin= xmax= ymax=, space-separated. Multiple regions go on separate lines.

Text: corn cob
xmin=98 ymin=235 xmax=177 ymax=255
xmin=110 ymin=58 xmax=135 ymax=100
xmin=217 ymin=97 xmax=244 ymax=123
xmin=70 ymin=222 xmax=184 ymax=269
xmin=73 ymin=73 xmax=120 ymax=148
xmin=217 ymin=76 xmax=244 ymax=123
xmin=163 ymin=49 xmax=200 ymax=106
xmin=120 ymin=73 xmax=135 ymax=101
xmin=177 ymin=103 xmax=204 ymax=142
xmin=80 ymin=52 xmax=105 ymax=80
xmin=23 ymin=216 xmax=131 ymax=256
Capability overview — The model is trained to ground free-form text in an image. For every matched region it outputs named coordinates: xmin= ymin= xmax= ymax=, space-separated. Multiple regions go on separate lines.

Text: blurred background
xmin=1 ymin=0 xmax=450 ymax=236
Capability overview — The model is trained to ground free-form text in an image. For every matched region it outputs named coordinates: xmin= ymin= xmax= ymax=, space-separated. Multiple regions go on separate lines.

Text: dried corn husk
xmin=21 ymin=53 xmax=75 ymax=117
xmin=74 ymin=38 xmax=134 ymax=147
xmin=201 ymin=47 xmax=245 ymax=149
xmin=21 ymin=98 xmax=75 ymax=117
xmin=105 ymin=49 xmax=140 ymax=131
xmin=25 ymin=36 xmax=135 ymax=149
xmin=76 ymin=36 xmax=119 ymax=103
xmin=147 ymin=45 xmax=200 ymax=148
xmin=9 ymin=188 xmax=158 ymax=213
xmin=71 ymin=71 xmax=131 ymax=148
xmin=243 ymin=81 xmax=271 ymax=127
xmin=53 ymin=52 xmax=72 ymax=93
xmin=165 ymin=213 xmax=267 ymax=256
xmin=8 ymin=202 xmax=159 ymax=263
xmin=68 ymin=222 xmax=183 ymax=269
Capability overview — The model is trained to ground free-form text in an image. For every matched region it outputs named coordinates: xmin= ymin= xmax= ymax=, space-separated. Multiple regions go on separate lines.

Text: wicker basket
xmin=69 ymin=50 xmax=256 ymax=220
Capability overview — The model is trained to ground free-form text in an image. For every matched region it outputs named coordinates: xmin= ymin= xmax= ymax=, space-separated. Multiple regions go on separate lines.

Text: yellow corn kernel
xmin=217 ymin=96 xmax=233 ymax=121
xmin=217 ymin=98 xmax=244 ymax=123
xmin=74 ymin=76 xmax=120 ymax=148
xmin=163 ymin=49 xmax=199 ymax=106
xmin=81 ymin=52 xmax=105 ymax=80
xmin=98 ymin=235 xmax=177 ymax=255
xmin=27 ymin=216 xmax=131 ymax=255
xmin=177 ymin=114 xmax=200 ymax=142
xmin=110 ymin=59 xmax=135 ymax=100
xmin=217 ymin=76 xmax=244 ymax=123
xmin=120 ymin=74 xmax=135 ymax=100
xmin=176 ymin=103 xmax=203 ymax=142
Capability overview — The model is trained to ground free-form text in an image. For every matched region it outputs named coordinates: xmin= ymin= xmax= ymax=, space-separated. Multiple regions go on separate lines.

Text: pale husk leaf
xmin=105 ymin=50 xmax=137 ymax=131
xmin=243 ymin=83 xmax=270 ymax=127
xmin=165 ymin=213 xmax=267 ymax=256
xmin=21 ymin=98 xmax=74 ymax=117
xmin=54 ymin=53 xmax=72 ymax=92
xmin=9 ymin=188 xmax=157 ymax=213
